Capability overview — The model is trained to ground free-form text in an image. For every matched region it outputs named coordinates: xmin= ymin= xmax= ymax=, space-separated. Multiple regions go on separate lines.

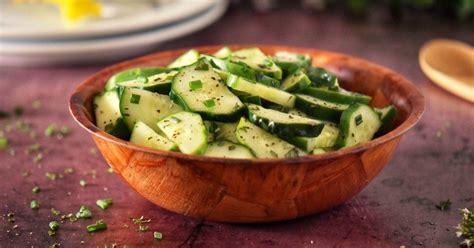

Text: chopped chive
xmin=75 ymin=206 xmax=92 ymax=219
xmin=30 ymin=200 xmax=40 ymax=209
xmin=86 ymin=219 xmax=107 ymax=232
xmin=355 ymin=114 xmax=363 ymax=126
xmin=0 ymin=137 xmax=8 ymax=149
xmin=45 ymin=125 xmax=56 ymax=137
xmin=194 ymin=60 xmax=209 ymax=71
xmin=49 ymin=221 xmax=60 ymax=231
xmin=51 ymin=208 xmax=61 ymax=216
xmin=154 ymin=231 xmax=163 ymax=240
xmin=32 ymin=186 xmax=41 ymax=193
xmin=203 ymin=99 xmax=215 ymax=108
xmin=79 ymin=179 xmax=87 ymax=187
xmin=189 ymin=80 xmax=203 ymax=90
xmin=45 ymin=172 xmax=58 ymax=181
xmin=436 ymin=199 xmax=452 ymax=211
xmin=96 ymin=198 xmax=113 ymax=210
xmin=130 ymin=94 xmax=141 ymax=104
xmin=14 ymin=106 xmax=24 ymax=116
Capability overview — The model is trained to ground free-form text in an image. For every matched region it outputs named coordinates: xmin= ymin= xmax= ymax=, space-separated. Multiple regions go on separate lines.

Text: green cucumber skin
xmin=307 ymin=67 xmax=339 ymax=88
xmin=226 ymin=61 xmax=280 ymax=88
xmin=241 ymin=95 xmax=262 ymax=105
xmin=105 ymin=67 xmax=170 ymax=91
xmin=375 ymin=105 xmax=398 ymax=137
xmin=105 ymin=117 xmax=130 ymax=140
xmin=280 ymin=70 xmax=312 ymax=92
xmin=200 ymin=54 xmax=227 ymax=70
xmin=295 ymin=96 xmax=344 ymax=122
xmin=300 ymin=87 xmax=371 ymax=105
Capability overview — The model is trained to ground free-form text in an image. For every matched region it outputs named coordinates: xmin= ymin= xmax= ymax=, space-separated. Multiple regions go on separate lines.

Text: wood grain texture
xmin=70 ymin=45 xmax=425 ymax=223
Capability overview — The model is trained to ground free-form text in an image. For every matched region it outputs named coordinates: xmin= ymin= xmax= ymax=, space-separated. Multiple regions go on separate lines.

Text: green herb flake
xmin=75 ymin=205 xmax=92 ymax=219
xmin=32 ymin=185 xmax=41 ymax=193
xmin=456 ymin=208 xmax=474 ymax=247
xmin=355 ymin=114 xmax=363 ymax=126
xmin=79 ymin=180 xmax=87 ymax=187
xmin=51 ymin=208 xmax=61 ymax=216
xmin=0 ymin=137 xmax=9 ymax=149
xmin=49 ymin=221 xmax=60 ymax=231
xmin=132 ymin=216 xmax=151 ymax=232
xmin=436 ymin=199 xmax=452 ymax=211
xmin=45 ymin=125 xmax=57 ymax=137
xmin=14 ymin=106 xmax=24 ymax=116
xmin=59 ymin=126 xmax=71 ymax=136
xmin=189 ymin=80 xmax=203 ymax=90
xmin=45 ymin=172 xmax=58 ymax=181
xmin=96 ymin=198 xmax=113 ymax=210
xmin=86 ymin=219 xmax=107 ymax=233
xmin=203 ymin=99 xmax=215 ymax=108
xmin=130 ymin=94 xmax=141 ymax=104
xmin=30 ymin=200 xmax=40 ymax=209
xmin=154 ymin=231 xmax=163 ymax=240
xmin=194 ymin=60 xmax=209 ymax=71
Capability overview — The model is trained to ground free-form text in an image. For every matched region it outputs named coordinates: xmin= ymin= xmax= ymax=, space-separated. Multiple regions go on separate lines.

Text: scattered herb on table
xmin=436 ymin=199 xmax=452 ymax=211
xmin=51 ymin=208 xmax=61 ymax=216
xmin=86 ymin=219 xmax=107 ymax=233
xmin=32 ymin=185 xmax=41 ymax=193
xmin=30 ymin=200 xmax=40 ymax=209
xmin=49 ymin=221 xmax=60 ymax=231
xmin=96 ymin=198 xmax=113 ymax=210
xmin=456 ymin=208 xmax=474 ymax=248
xmin=64 ymin=168 xmax=74 ymax=174
xmin=45 ymin=125 xmax=57 ymax=137
xmin=76 ymin=206 xmax=92 ymax=219
xmin=45 ymin=172 xmax=58 ymax=181
xmin=132 ymin=216 xmax=151 ymax=232
xmin=59 ymin=126 xmax=71 ymax=136
xmin=14 ymin=106 xmax=24 ymax=116
xmin=154 ymin=231 xmax=163 ymax=240
xmin=6 ymin=213 xmax=15 ymax=222
xmin=32 ymin=100 xmax=42 ymax=109
xmin=33 ymin=153 xmax=43 ymax=163
xmin=79 ymin=179 xmax=87 ymax=187
xmin=0 ymin=137 xmax=8 ymax=149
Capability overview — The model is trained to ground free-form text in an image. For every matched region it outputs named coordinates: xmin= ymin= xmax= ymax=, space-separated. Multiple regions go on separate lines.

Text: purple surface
xmin=1 ymin=4 xmax=473 ymax=248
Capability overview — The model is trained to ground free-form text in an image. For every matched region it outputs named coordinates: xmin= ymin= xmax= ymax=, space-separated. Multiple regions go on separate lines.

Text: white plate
xmin=0 ymin=0 xmax=215 ymax=40
xmin=0 ymin=1 xmax=228 ymax=66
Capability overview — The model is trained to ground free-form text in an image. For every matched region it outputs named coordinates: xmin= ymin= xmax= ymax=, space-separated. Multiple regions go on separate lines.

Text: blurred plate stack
xmin=0 ymin=0 xmax=228 ymax=66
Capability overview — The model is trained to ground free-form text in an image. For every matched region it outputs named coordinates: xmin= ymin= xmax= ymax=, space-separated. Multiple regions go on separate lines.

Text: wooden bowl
xmin=69 ymin=45 xmax=424 ymax=223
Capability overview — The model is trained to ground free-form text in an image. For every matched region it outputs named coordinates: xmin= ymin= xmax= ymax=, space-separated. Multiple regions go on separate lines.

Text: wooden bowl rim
xmin=69 ymin=44 xmax=425 ymax=164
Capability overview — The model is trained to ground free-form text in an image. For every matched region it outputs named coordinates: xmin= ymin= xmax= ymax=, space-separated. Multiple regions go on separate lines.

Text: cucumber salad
xmin=94 ymin=47 xmax=397 ymax=159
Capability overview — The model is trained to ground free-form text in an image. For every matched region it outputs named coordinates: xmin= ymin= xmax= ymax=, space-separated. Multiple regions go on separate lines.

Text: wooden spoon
xmin=419 ymin=39 xmax=474 ymax=102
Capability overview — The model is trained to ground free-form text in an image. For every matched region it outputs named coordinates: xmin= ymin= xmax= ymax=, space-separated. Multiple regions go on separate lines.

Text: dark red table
xmin=1 ymin=4 xmax=473 ymax=248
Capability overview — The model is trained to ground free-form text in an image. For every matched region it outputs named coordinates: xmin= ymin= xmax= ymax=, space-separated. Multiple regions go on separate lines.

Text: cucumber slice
xmin=214 ymin=122 xmax=239 ymax=143
xmin=374 ymin=105 xmax=397 ymax=136
xmin=116 ymin=70 xmax=178 ymax=95
xmin=94 ymin=91 xmax=130 ymax=140
xmin=105 ymin=67 xmax=170 ymax=91
xmin=336 ymin=103 xmax=382 ymax=148
xmin=295 ymin=94 xmax=349 ymax=122
xmin=273 ymin=51 xmax=312 ymax=75
xmin=230 ymin=48 xmax=282 ymax=79
xmin=120 ymin=88 xmax=183 ymax=132
xmin=213 ymin=47 xmax=232 ymax=59
xmin=283 ymin=124 xmax=340 ymax=152
xmin=307 ymin=67 xmax=339 ymax=88
xmin=170 ymin=59 xmax=245 ymax=122
xmin=130 ymin=121 xmax=178 ymax=151
xmin=225 ymin=60 xmax=280 ymax=87
xmin=167 ymin=49 xmax=200 ymax=68
xmin=204 ymin=140 xmax=254 ymax=159
xmin=226 ymin=75 xmax=296 ymax=108
xmin=157 ymin=111 xmax=208 ymax=155
xmin=236 ymin=117 xmax=305 ymax=159
xmin=280 ymin=69 xmax=311 ymax=92
xmin=213 ymin=68 xmax=230 ymax=81
xmin=300 ymin=87 xmax=372 ymax=105
xmin=247 ymin=104 xmax=325 ymax=137
xmin=200 ymin=54 xmax=227 ymax=70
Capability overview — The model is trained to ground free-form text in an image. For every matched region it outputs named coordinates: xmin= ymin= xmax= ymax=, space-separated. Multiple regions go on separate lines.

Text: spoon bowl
xmin=419 ymin=39 xmax=474 ymax=102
